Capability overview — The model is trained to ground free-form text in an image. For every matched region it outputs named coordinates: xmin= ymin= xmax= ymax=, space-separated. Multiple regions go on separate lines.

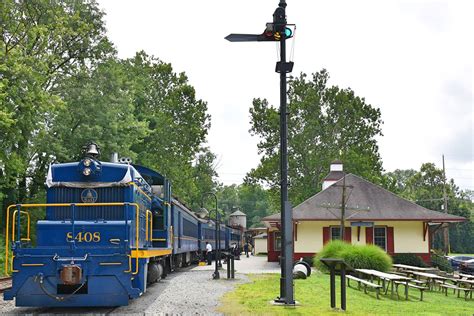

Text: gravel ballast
xmin=143 ymin=270 xmax=249 ymax=315
xmin=0 ymin=269 xmax=249 ymax=315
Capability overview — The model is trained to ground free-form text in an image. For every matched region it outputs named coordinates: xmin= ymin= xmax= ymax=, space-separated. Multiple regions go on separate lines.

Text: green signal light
xmin=285 ymin=27 xmax=293 ymax=38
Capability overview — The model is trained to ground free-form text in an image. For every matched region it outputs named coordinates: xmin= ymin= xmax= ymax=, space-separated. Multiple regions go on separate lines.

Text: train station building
xmin=262 ymin=161 xmax=466 ymax=263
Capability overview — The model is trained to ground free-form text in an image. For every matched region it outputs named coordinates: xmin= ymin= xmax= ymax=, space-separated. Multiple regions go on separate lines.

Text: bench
xmin=390 ymin=271 xmax=409 ymax=277
xmin=394 ymin=281 xmax=428 ymax=301
xmin=346 ymin=275 xmax=383 ymax=299
xmin=410 ymin=279 xmax=428 ymax=286
xmin=439 ymin=283 xmax=474 ymax=300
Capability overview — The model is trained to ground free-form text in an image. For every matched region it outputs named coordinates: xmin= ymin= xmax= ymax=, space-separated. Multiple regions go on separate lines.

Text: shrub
xmin=314 ymin=240 xmax=352 ymax=271
xmin=392 ymin=253 xmax=427 ymax=267
xmin=314 ymin=240 xmax=392 ymax=272
xmin=431 ymin=254 xmax=453 ymax=273
xmin=340 ymin=245 xmax=392 ymax=272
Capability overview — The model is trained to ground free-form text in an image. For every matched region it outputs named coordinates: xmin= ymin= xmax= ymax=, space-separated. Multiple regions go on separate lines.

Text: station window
xmin=330 ymin=226 xmax=341 ymax=241
xmin=274 ymin=232 xmax=281 ymax=251
xmin=373 ymin=227 xmax=387 ymax=251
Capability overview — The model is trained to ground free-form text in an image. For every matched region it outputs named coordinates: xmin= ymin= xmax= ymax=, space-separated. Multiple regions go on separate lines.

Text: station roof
xmin=263 ymin=174 xmax=466 ymax=223
xmin=230 ymin=210 xmax=246 ymax=216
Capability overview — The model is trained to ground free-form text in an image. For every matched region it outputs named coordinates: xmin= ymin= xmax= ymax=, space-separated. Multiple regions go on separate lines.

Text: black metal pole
xmin=277 ymin=0 xmax=294 ymax=305
xmin=231 ymin=256 xmax=235 ymax=279
xmin=224 ymin=0 xmax=294 ymax=305
xmin=217 ymin=208 xmax=221 ymax=268
xmin=341 ymin=267 xmax=346 ymax=311
xmin=330 ymin=268 xmax=336 ymax=308
xmin=214 ymin=195 xmax=220 ymax=279
xmin=212 ymin=209 xmax=220 ymax=280
xmin=203 ymin=192 xmax=220 ymax=280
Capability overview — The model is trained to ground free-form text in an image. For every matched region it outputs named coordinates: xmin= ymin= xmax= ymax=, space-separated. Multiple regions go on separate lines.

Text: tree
xmin=40 ymin=58 xmax=149 ymax=175
xmin=0 ymin=2 xmax=217 ymax=231
xmin=247 ymin=69 xmax=384 ymax=206
xmin=0 ymin=0 xmax=113 ymax=229
xmin=215 ymin=184 xmax=274 ymax=228
xmin=385 ymin=163 xmax=474 ymax=253
xmin=383 ymin=169 xmax=417 ymax=195
xmin=121 ymin=52 xmax=213 ymax=205
xmin=188 ymin=147 xmax=219 ymax=211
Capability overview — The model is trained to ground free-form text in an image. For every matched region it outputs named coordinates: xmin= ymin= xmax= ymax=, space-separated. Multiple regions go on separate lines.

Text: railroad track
xmin=0 ymin=276 xmax=12 ymax=293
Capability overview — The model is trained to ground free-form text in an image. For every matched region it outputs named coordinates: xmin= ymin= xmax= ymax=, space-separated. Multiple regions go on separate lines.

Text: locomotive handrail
xmin=12 ymin=210 xmax=30 ymax=242
xmin=5 ymin=202 xmax=141 ymax=276
xmin=145 ymin=210 xmax=153 ymax=243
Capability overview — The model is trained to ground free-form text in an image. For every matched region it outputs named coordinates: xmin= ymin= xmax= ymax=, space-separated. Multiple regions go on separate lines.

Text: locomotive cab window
xmin=153 ymin=209 xmax=165 ymax=230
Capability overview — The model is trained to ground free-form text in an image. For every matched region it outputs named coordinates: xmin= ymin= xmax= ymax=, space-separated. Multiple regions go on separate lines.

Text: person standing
xmin=206 ymin=242 xmax=213 ymax=265
xmin=244 ymin=242 xmax=249 ymax=258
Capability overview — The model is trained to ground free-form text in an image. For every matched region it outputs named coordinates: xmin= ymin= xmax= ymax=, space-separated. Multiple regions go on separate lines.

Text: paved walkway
xmin=191 ymin=254 xmax=280 ymax=274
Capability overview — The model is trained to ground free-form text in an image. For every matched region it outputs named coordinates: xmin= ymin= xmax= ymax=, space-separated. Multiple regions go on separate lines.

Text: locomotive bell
xmin=83 ymin=142 xmax=100 ymax=159
xmin=60 ymin=264 xmax=82 ymax=285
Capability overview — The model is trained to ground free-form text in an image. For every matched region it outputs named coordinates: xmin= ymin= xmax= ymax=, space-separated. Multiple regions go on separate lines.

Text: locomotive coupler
xmin=60 ymin=264 xmax=82 ymax=285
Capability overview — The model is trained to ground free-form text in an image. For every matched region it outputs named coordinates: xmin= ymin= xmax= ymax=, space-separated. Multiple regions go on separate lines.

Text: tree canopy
xmin=246 ymin=70 xmax=384 ymax=206
xmin=210 ymin=184 xmax=274 ymax=228
xmin=1 ymin=0 xmax=113 ymax=206
xmin=384 ymin=163 xmax=474 ymax=253
xmin=0 ymin=1 xmax=217 ymax=228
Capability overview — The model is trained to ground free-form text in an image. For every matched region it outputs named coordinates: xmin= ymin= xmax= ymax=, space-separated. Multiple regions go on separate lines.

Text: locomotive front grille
xmin=48 ymin=187 xmax=126 ymax=221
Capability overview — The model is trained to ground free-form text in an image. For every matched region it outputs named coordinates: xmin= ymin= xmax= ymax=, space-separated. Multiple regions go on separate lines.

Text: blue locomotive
xmin=4 ymin=144 xmax=243 ymax=307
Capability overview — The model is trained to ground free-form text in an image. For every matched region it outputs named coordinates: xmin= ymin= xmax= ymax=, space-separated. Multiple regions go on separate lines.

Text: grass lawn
xmin=219 ymin=272 xmax=474 ymax=316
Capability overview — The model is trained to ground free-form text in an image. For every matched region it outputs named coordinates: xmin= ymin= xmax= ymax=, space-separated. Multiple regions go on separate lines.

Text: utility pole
xmin=442 ymin=155 xmax=450 ymax=255
xmin=340 ymin=175 xmax=346 ymax=240
xmin=225 ymin=0 xmax=295 ymax=305
xmin=332 ymin=176 xmax=354 ymax=241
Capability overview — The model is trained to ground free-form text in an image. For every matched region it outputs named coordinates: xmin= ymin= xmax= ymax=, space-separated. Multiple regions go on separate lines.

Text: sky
xmin=98 ymin=0 xmax=473 ymax=191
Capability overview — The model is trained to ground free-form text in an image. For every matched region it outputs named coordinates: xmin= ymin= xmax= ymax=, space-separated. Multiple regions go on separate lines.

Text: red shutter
xmin=387 ymin=227 xmax=394 ymax=254
xmin=294 ymin=223 xmax=298 ymax=241
xmin=344 ymin=227 xmax=352 ymax=243
xmin=323 ymin=227 xmax=330 ymax=245
xmin=268 ymin=231 xmax=273 ymax=251
xmin=366 ymin=227 xmax=373 ymax=244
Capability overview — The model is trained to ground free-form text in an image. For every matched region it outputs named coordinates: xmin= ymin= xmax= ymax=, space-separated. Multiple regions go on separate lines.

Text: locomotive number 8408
xmin=3 ymin=143 xmax=243 ymax=307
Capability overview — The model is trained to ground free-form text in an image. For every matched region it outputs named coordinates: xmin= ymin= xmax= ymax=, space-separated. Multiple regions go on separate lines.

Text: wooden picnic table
xmin=458 ymin=273 xmax=474 ymax=280
xmin=407 ymin=271 xmax=451 ymax=289
xmin=392 ymin=264 xmax=437 ymax=272
xmin=356 ymin=269 xmax=412 ymax=299
xmin=453 ymin=278 xmax=474 ymax=287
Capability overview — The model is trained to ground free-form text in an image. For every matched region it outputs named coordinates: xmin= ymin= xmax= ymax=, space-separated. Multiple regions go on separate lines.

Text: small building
xmin=262 ymin=161 xmax=466 ymax=263
xmin=252 ymin=233 xmax=268 ymax=254
xmin=228 ymin=209 xmax=247 ymax=230
xmin=246 ymin=227 xmax=267 ymax=238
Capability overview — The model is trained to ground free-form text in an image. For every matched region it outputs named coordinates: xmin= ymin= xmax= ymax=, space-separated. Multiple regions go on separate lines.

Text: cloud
xmin=398 ymin=1 xmax=451 ymax=33
xmin=432 ymin=76 xmax=473 ymax=164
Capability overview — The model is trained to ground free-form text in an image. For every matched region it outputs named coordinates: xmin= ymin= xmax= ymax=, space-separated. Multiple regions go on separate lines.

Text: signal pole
xmin=278 ymin=1 xmax=295 ymax=305
xmin=225 ymin=0 xmax=295 ymax=305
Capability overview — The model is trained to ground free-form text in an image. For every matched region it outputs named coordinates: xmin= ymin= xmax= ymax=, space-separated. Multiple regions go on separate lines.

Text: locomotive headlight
xmin=83 ymin=158 xmax=92 ymax=167
xmin=83 ymin=167 xmax=91 ymax=176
